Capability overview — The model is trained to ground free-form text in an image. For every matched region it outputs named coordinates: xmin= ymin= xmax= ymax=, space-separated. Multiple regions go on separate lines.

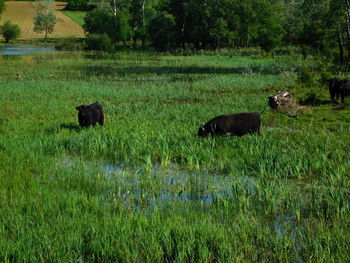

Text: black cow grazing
xmin=76 ymin=102 xmax=104 ymax=127
xmin=329 ymin=78 xmax=342 ymax=102
xmin=340 ymin=79 xmax=350 ymax=103
xmin=198 ymin=112 xmax=261 ymax=137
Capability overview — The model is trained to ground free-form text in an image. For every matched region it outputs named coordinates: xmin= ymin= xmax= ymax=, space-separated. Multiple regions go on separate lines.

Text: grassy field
xmin=0 ymin=50 xmax=349 ymax=262
xmin=0 ymin=1 xmax=85 ymax=39
xmin=62 ymin=11 xmax=87 ymax=27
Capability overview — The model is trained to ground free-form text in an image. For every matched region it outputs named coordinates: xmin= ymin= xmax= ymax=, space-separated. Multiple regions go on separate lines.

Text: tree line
xmin=77 ymin=0 xmax=350 ymax=59
xmin=2 ymin=0 xmax=350 ymax=64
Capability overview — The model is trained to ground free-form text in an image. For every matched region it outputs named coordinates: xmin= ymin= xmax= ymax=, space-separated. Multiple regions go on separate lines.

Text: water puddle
xmin=58 ymin=157 xmax=257 ymax=211
xmin=0 ymin=45 xmax=56 ymax=55
xmin=57 ymin=156 xmax=303 ymax=259
xmin=274 ymin=213 xmax=303 ymax=263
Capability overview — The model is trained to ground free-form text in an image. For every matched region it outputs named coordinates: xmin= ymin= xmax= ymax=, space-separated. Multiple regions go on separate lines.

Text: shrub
xmin=319 ymin=71 xmax=333 ymax=85
xmin=0 ymin=21 xmax=21 ymax=43
xmin=299 ymin=92 xmax=323 ymax=106
xmin=84 ymin=33 xmax=113 ymax=52
xmin=55 ymin=37 xmax=82 ymax=51
xmin=297 ymin=67 xmax=317 ymax=87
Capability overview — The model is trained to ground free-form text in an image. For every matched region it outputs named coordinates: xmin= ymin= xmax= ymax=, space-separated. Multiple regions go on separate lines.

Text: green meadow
xmin=62 ymin=11 xmax=87 ymax=27
xmin=0 ymin=50 xmax=349 ymax=262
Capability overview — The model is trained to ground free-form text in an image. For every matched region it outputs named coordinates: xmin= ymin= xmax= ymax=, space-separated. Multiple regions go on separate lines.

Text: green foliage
xmin=0 ymin=21 xmax=21 ymax=43
xmin=0 ymin=0 xmax=5 ymax=17
xmin=299 ymin=92 xmax=324 ymax=106
xmin=84 ymin=33 xmax=113 ymax=51
xmin=65 ymin=0 xmax=93 ymax=11
xmin=297 ymin=67 xmax=317 ymax=87
xmin=55 ymin=37 xmax=82 ymax=51
xmin=148 ymin=12 xmax=175 ymax=51
xmin=116 ymin=8 xmax=133 ymax=42
xmin=33 ymin=11 xmax=57 ymax=40
xmin=319 ymin=70 xmax=333 ymax=85
xmin=83 ymin=8 xmax=113 ymax=36
xmin=84 ymin=8 xmax=132 ymax=43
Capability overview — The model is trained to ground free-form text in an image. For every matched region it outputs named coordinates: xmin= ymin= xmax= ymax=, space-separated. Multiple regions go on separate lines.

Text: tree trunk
xmin=181 ymin=21 xmax=186 ymax=49
xmin=338 ymin=30 xmax=344 ymax=65
xmin=345 ymin=0 xmax=350 ymax=63
xmin=141 ymin=0 xmax=145 ymax=49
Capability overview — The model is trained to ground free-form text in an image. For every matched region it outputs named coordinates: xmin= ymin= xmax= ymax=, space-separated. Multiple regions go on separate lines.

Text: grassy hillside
xmin=62 ymin=10 xmax=87 ymax=27
xmin=0 ymin=1 xmax=84 ymax=39
xmin=0 ymin=51 xmax=349 ymax=262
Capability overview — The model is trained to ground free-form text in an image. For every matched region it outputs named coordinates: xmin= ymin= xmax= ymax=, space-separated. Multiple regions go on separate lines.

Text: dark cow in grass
xmin=198 ymin=112 xmax=261 ymax=137
xmin=76 ymin=102 xmax=104 ymax=127
xmin=339 ymin=79 xmax=350 ymax=102
xmin=329 ymin=78 xmax=342 ymax=102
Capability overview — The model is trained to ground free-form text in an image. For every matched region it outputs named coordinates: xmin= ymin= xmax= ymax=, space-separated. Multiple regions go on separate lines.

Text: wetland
xmin=0 ymin=50 xmax=349 ymax=262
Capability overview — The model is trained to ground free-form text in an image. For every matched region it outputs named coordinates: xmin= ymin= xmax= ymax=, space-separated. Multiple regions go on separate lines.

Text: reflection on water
xmin=57 ymin=157 xmax=303 ymax=260
xmin=274 ymin=213 xmax=303 ymax=263
xmin=59 ymin=157 xmax=257 ymax=211
xmin=0 ymin=45 xmax=56 ymax=55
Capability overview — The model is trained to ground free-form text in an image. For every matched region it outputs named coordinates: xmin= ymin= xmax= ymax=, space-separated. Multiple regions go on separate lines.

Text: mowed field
xmin=0 ymin=1 xmax=85 ymax=39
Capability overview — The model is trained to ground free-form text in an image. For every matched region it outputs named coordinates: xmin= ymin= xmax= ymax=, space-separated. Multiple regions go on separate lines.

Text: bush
xmin=319 ymin=71 xmax=333 ymax=85
xmin=297 ymin=67 xmax=317 ymax=87
xmin=299 ymin=92 xmax=324 ymax=106
xmin=55 ymin=37 xmax=82 ymax=51
xmin=0 ymin=21 xmax=21 ymax=43
xmin=84 ymin=33 xmax=114 ymax=52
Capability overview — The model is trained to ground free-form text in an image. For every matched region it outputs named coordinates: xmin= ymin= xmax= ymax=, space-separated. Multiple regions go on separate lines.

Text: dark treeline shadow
xmin=78 ymin=64 xmax=293 ymax=78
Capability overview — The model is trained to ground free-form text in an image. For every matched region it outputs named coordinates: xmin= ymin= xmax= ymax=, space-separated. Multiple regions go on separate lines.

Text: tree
xmin=253 ymin=0 xmax=285 ymax=52
xmin=84 ymin=33 xmax=113 ymax=51
xmin=0 ymin=0 xmax=5 ymax=18
xmin=84 ymin=7 xmax=133 ymax=45
xmin=1 ymin=21 xmax=21 ymax=43
xmin=33 ymin=1 xmax=57 ymax=41
xmin=149 ymin=11 xmax=175 ymax=51
xmin=34 ymin=11 xmax=57 ymax=41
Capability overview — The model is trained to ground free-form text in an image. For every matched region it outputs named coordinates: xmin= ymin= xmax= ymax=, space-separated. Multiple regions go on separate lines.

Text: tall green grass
xmin=0 ymin=51 xmax=349 ymax=262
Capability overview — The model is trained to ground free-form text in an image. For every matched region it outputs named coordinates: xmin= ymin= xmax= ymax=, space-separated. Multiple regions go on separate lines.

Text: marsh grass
xmin=0 ymin=51 xmax=349 ymax=262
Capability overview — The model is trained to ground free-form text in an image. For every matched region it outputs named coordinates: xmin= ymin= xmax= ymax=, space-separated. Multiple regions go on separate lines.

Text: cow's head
xmin=76 ymin=105 xmax=86 ymax=111
xmin=197 ymin=126 xmax=208 ymax=137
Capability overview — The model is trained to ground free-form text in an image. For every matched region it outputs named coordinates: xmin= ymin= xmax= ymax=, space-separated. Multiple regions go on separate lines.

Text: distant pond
xmin=0 ymin=45 xmax=56 ymax=55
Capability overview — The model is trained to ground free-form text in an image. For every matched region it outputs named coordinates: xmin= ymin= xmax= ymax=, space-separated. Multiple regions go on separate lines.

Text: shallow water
xmin=0 ymin=45 xmax=56 ymax=55
xmin=57 ymin=156 xmax=303 ymax=259
xmin=59 ymin=157 xmax=257 ymax=210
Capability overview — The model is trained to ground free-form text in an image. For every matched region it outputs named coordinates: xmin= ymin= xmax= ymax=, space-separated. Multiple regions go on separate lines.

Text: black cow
xmin=329 ymin=78 xmax=342 ymax=102
xmin=76 ymin=102 xmax=104 ymax=127
xmin=198 ymin=112 xmax=261 ymax=137
xmin=340 ymin=79 xmax=350 ymax=103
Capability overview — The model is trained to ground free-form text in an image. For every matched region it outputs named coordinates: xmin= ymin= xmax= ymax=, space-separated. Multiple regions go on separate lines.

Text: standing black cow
xmin=76 ymin=102 xmax=104 ymax=127
xmin=329 ymin=78 xmax=342 ymax=102
xmin=198 ymin=112 xmax=261 ymax=137
xmin=340 ymin=79 xmax=350 ymax=103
